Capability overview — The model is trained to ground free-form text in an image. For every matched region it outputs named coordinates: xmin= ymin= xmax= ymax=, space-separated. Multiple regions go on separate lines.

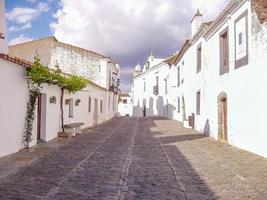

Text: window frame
xmin=234 ymin=10 xmax=248 ymax=69
xmin=196 ymin=43 xmax=202 ymax=73
xmin=69 ymin=98 xmax=74 ymax=118
xmin=177 ymin=66 xmax=180 ymax=87
xmin=100 ymin=100 xmax=103 ymax=113
xmin=219 ymin=27 xmax=229 ymax=75
xmin=196 ymin=91 xmax=201 ymax=115
xmin=88 ymin=97 xmax=91 ymax=113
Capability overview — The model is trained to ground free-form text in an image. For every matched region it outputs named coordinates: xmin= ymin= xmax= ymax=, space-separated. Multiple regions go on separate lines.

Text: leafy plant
xmin=24 ymin=85 xmax=40 ymax=148
xmin=24 ymin=56 xmax=89 ymax=147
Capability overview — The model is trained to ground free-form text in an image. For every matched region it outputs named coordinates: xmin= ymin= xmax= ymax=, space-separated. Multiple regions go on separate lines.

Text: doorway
xmin=93 ymin=98 xmax=99 ymax=125
xmin=182 ymin=96 xmax=186 ymax=121
xmin=143 ymin=99 xmax=146 ymax=117
xmin=218 ymin=93 xmax=228 ymax=142
xmin=37 ymin=93 xmax=46 ymax=143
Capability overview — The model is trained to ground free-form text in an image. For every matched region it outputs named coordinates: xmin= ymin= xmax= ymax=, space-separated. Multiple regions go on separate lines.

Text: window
xmin=113 ymin=95 xmax=115 ymax=111
xmin=177 ymin=67 xmax=180 ymax=87
xmin=109 ymin=71 xmax=111 ymax=86
xmin=123 ymin=99 xmax=127 ymax=104
xmin=220 ymin=28 xmax=229 ymax=75
xmin=197 ymin=44 xmax=202 ymax=73
xmin=238 ymin=32 xmax=243 ymax=45
xmin=165 ymin=79 xmax=168 ymax=94
xmin=108 ymin=95 xmax=111 ymax=108
xmin=144 ymin=82 xmax=146 ymax=92
xmin=156 ymin=76 xmax=159 ymax=87
xmin=235 ymin=10 xmax=248 ymax=69
xmin=69 ymin=98 xmax=74 ymax=118
xmin=88 ymin=97 xmax=91 ymax=113
xmin=177 ymin=97 xmax=180 ymax=113
xmin=196 ymin=91 xmax=201 ymax=115
xmin=100 ymin=100 xmax=103 ymax=113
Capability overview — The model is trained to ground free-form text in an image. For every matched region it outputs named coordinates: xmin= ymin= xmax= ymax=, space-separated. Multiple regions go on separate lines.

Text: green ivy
xmin=24 ymin=85 xmax=40 ymax=148
xmin=24 ymin=56 xmax=88 ymax=147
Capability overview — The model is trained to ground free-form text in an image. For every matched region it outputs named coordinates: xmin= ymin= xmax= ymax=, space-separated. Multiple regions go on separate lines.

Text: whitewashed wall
xmin=0 ymin=60 xmax=116 ymax=158
xmin=175 ymin=1 xmax=267 ymax=157
xmin=0 ymin=60 xmax=28 ymax=157
xmin=118 ymin=96 xmax=133 ymax=116
xmin=132 ymin=1 xmax=267 ymax=158
xmin=132 ymin=61 xmax=178 ymax=119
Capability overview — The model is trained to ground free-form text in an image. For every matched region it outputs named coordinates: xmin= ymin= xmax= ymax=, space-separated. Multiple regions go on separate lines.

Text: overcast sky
xmin=6 ymin=0 xmax=229 ymax=93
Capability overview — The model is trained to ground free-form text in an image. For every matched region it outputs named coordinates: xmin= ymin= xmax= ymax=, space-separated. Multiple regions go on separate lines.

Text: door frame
xmin=37 ymin=93 xmax=46 ymax=142
xmin=218 ymin=92 xmax=228 ymax=142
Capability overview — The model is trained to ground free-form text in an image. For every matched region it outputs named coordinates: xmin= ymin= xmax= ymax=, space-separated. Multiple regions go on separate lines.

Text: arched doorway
xmin=218 ymin=92 xmax=228 ymax=142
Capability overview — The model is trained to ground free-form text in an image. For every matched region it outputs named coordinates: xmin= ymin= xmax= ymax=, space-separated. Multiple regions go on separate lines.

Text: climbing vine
xmin=23 ymin=56 xmax=88 ymax=148
xmin=24 ymin=85 xmax=40 ymax=148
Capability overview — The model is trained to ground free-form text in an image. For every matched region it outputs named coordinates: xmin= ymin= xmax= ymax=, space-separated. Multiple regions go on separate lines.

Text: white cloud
xmin=51 ymin=0 xmax=229 ymax=92
xmin=8 ymin=22 xmax=32 ymax=33
xmin=52 ymin=0 xmax=228 ymax=57
xmin=6 ymin=2 xmax=49 ymax=24
xmin=9 ymin=34 xmax=33 ymax=45
xmin=192 ymin=0 xmax=229 ymax=20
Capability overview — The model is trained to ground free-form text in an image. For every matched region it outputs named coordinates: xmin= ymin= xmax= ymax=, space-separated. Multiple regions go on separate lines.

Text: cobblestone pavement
xmin=0 ymin=117 xmax=267 ymax=199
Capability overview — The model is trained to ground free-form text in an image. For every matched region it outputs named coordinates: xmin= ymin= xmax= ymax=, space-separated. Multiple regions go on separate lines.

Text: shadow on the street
xmin=145 ymin=117 xmax=218 ymax=200
xmin=159 ymin=134 xmax=207 ymax=144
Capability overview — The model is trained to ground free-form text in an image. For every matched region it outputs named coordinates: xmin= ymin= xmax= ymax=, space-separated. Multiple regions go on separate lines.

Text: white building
xmin=118 ymin=94 xmax=133 ymax=116
xmin=132 ymin=0 xmax=267 ymax=158
xmin=0 ymin=0 xmax=119 ymax=158
xmin=9 ymin=36 xmax=120 ymax=120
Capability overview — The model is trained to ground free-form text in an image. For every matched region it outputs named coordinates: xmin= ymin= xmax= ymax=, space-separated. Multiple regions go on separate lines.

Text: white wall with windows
xmin=118 ymin=94 xmax=133 ymax=117
xmin=0 ymin=58 xmax=116 ymax=158
xmin=132 ymin=0 xmax=267 ymax=158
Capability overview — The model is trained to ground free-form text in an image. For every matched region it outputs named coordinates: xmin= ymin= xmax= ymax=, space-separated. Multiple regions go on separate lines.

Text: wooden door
xmin=222 ymin=99 xmax=228 ymax=142
xmin=37 ymin=94 xmax=42 ymax=141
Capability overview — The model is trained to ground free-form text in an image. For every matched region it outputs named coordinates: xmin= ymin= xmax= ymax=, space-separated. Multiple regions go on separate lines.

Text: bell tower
xmin=0 ymin=0 xmax=8 ymax=54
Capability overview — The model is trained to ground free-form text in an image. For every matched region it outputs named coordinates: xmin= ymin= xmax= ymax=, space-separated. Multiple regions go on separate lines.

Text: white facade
xmin=0 ymin=1 xmax=120 ymax=158
xmin=118 ymin=94 xmax=133 ymax=116
xmin=9 ymin=37 xmax=120 ymax=91
xmin=0 ymin=56 xmax=116 ymax=158
xmin=132 ymin=0 xmax=267 ymax=158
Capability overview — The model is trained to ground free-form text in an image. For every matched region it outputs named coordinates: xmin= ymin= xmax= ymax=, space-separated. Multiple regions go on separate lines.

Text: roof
xmin=204 ymin=0 xmax=247 ymax=39
xmin=0 ymin=53 xmax=108 ymax=91
xmin=0 ymin=53 xmax=32 ymax=68
xmin=164 ymin=53 xmax=180 ymax=66
xmin=10 ymin=36 xmax=119 ymax=72
xmin=120 ymin=93 xmax=130 ymax=97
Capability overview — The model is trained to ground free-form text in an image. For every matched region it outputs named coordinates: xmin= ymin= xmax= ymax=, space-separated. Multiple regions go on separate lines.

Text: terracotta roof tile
xmin=0 ymin=53 xmax=32 ymax=68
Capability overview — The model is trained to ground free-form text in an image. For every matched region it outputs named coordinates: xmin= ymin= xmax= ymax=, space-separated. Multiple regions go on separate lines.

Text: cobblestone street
xmin=0 ymin=117 xmax=267 ymax=199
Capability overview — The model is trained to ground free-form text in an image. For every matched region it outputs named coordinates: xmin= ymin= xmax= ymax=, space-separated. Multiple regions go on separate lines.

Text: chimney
xmin=0 ymin=0 xmax=8 ymax=54
xmin=191 ymin=9 xmax=203 ymax=37
xmin=133 ymin=63 xmax=142 ymax=77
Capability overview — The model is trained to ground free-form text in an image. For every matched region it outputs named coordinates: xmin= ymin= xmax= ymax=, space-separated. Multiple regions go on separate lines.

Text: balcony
xmin=153 ymin=86 xmax=159 ymax=95
xmin=109 ymin=85 xmax=119 ymax=95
